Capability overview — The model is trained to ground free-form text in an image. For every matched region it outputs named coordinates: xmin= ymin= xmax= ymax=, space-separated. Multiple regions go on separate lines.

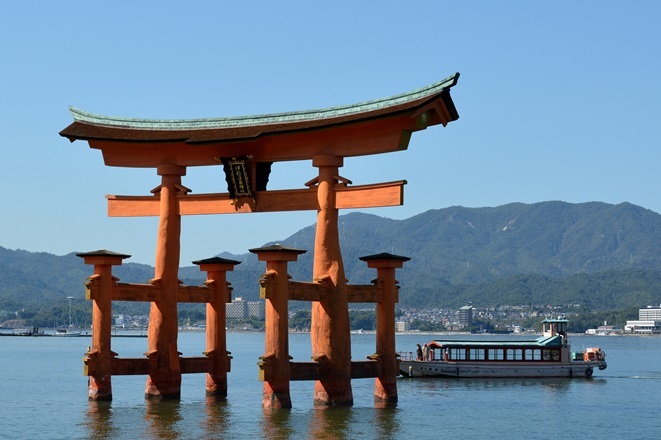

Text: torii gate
xmin=60 ymin=73 xmax=460 ymax=406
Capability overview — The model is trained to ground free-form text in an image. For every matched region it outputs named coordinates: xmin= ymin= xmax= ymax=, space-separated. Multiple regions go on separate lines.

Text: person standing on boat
xmin=416 ymin=344 xmax=423 ymax=361
xmin=422 ymin=344 xmax=428 ymax=362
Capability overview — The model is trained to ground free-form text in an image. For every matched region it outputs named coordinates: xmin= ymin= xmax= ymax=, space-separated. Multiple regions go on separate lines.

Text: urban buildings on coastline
xmin=394 ymin=303 xmax=575 ymax=333
xmin=624 ymin=305 xmax=661 ymax=334
xmin=226 ymin=297 xmax=266 ymax=320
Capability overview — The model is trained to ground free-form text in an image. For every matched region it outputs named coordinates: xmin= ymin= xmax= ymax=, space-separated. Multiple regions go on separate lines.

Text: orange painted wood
xmin=88 ymin=267 xmax=113 ymax=399
xmin=145 ymin=171 xmax=183 ymax=399
xmin=287 ymin=361 xmax=379 ymax=381
xmin=176 ymin=285 xmax=213 ymax=303
xmin=98 ymin=276 xmax=385 ymax=304
xmin=350 ymin=360 xmax=380 ymax=379
xmin=198 ymin=266 xmax=234 ymax=397
xmin=179 ymin=357 xmax=212 ymax=374
xmin=88 ymin=282 xmax=212 ymax=303
xmin=107 ymin=196 xmax=161 ymax=217
xmin=86 ymin=114 xmax=421 ymax=167
xmin=106 ymin=181 xmax=405 ymax=217
xmin=346 ymin=284 xmax=382 ymax=303
xmin=78 ymin=252 xmax=130 ymax=400
xmin=109 ymin=283 xmax=157 ymax=302
xmin=112 ymin=358 xmax=151 ymax=375
xmin=258 ymin=258 xmax=294 ymax=408
xmin=287 ymin=282 xmax=384 ymax=303
xmin=288 ymin=361 xmax=320 ymax=381
xmin=85 ymin=357 xmax=212 ymax=376
xmin=286 ymin=281 xmax=330 ymax=302
xmin=336 ymin=181 xmax=405 ymax=209
xmin=310 ymin=157 xmax=353 ymax=405
xmin=373 ymin=265 xmax=401 ymax=403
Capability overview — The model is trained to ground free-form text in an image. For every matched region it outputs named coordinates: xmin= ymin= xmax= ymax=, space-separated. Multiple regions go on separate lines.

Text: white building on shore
xmin=638 ymin=305 xmax=661 ymax=321
xmin=625 ymin=305 xmax=661 ymax=334
xmin=226 ymin=297 xmax=265 ymax=320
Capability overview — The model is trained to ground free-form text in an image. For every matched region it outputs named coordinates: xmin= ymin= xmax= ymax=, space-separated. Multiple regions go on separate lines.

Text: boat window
xmin=449 ymin=348 xmax=466 ymax=360
xmin=528 ymin=349 xmax=542 ymax=361
xmin=542 ymin=349 xmax=560 ymax=361
xmin=508 ymin=349 xmax=523 ymax=360
xmin=469 ymin=348 xmax=485 ymax=360
xmin=488 ymin=348 xmax=504 ymax=360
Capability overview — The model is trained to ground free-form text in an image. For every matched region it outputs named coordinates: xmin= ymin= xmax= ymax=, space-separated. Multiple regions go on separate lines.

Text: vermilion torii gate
xmin=60 ymin=73 xmax=460 ymax=406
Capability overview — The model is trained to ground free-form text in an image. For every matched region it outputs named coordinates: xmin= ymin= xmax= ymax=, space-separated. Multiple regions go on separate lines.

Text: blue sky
xmin=1 ymin=1 xmax=659 ymax=265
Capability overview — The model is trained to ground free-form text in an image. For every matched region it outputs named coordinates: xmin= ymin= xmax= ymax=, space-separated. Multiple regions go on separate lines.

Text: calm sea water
xmin=1 ymin=332 xmax=660 ymax=439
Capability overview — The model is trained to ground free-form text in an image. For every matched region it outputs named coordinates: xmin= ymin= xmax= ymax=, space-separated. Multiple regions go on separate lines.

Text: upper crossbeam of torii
xmin=60 ymin=74 xmax=459 ymax=217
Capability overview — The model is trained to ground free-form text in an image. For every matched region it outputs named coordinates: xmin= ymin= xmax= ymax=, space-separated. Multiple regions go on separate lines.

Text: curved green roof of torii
xmin=60 ymin=73 xmax=460 ymax=166
xmin=65 ymin=73 xmax=459 ymax=132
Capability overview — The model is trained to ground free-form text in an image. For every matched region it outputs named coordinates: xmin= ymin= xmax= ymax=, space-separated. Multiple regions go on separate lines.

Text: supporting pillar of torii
xmin=359 ymin=252 xmax=411 ymax=405
xmin=192 ymin=256 xmax=240 ymax=397
xmin=77 ymin=249 xmax=131 ymax=401
xmin=251 ymin=245 xmax=307 ymax=408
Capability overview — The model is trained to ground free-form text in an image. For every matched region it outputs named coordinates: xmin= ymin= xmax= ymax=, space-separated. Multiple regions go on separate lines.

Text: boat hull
xmin=399 ymin=360 xmax=603 ymax=378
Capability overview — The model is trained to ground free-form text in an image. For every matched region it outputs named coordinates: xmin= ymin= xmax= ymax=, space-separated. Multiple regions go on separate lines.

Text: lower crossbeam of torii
xmin=60 ymin=73 xmax=460 ymax=407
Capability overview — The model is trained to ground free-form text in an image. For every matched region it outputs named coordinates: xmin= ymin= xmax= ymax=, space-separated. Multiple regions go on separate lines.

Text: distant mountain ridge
xmin=2 ymin=201 xmax=661 ymax=313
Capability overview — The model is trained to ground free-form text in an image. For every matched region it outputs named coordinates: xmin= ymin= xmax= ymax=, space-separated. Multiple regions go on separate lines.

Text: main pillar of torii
xmin=310 ymin=154 xmax=353 ymax=404
xmin=60 ymin=74 xmax=460 ymax=403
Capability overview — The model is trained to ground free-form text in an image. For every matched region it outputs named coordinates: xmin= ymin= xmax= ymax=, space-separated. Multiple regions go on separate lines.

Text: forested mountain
xmin=2 ymin=201 xmax=661 ymax=322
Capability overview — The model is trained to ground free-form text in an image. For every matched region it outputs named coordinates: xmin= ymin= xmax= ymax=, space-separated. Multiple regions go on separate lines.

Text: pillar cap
xmin=192 ymin=256 xmax=241 ymax=266
xmin=157 ymin=163 xmax=186 ymax=176
xmin=249 ymin=244 xmax=306 ymax=262
xmin=312 ymin=154 xmax=343 ymax=167
xmin=76 ymin=249 xmax=131 ymax=266
xmin=249 ymin=244 xmax=307 ymax=255
xmin=359 ymin=252 xmax=410 ymax=262
xmin=76 ymin=249 xmax=132 ymax=259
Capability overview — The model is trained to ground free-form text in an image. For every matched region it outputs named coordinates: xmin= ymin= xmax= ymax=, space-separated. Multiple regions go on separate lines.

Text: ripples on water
xmin=2 ymin=333 xmax=660 ymax=439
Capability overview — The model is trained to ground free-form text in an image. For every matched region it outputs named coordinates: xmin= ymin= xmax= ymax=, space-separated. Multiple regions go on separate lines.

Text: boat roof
xmin=429 ymin=335 xmax=564 ymax=348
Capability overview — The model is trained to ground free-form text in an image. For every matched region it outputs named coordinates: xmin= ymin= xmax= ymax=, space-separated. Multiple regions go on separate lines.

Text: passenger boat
xmin=399 ymin=318 xmax=607 ymax=378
